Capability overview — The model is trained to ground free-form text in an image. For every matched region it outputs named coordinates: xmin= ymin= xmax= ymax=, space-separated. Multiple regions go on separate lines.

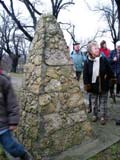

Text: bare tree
xmin=98 ymin=0 xmax=118 ymax=47
xmin=10 ymin=30 xmax=29 ymax=72
xmin=51 ymin=0 xmax=75 ymax=19
xmin=60 ymin=21 xmax=105 ymax=50
xmin=18 ymin=0 xmax=42 ymax=29
xmin=84 ymin=0 xmax=119 ymax=48
xmin=0 ymin=0 xmax=75 ymax=41
xmin=0 ymin=12 xmax=29 ymax=72
xmin=0 ymin=29 xmax=5 ymax=61
xmin=115 ymin=0 xmax=120 ymax=39
xmin=0 ymin=0 xmax=42 ymax=41
xmin=59 ymin=22 xmax=76 ymax=42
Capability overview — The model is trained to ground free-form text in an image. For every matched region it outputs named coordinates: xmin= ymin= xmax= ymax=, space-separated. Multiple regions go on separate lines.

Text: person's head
xmin=87 ymin=41 xmax=100 ymax=58
xmin=73 ymin=42 xmax=80 ymax=52
xmin=116 ymin=41 xmax=120 ymax=52
xmin=100 ymin=40 xmax=107 ymax=49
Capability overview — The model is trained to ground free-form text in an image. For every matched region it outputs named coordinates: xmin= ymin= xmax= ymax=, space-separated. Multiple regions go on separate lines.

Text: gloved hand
xmin=84 ymin=84 xmax=92 ymax=92
xmin=110 ymin=78 xmax=117 ymax=86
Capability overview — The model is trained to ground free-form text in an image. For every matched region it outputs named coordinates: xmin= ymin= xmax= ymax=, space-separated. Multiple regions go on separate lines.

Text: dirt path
xmin=11 ymin=75 xmax=23 ymax=90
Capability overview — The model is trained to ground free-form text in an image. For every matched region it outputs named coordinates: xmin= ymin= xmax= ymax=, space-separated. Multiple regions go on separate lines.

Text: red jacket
xmin=0 ymin=69 xmax=2 ymax=74
xmin=99 ymin=48 xmax=110 ymax=58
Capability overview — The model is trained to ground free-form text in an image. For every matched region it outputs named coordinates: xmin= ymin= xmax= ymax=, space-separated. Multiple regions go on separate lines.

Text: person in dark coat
xmin=83 ymin=41 xmax=116 ymax=125
xmin=109 ymin=41 xmax=120 ymax=97
xmin=0 ymin=70 xmax=32 ymax=160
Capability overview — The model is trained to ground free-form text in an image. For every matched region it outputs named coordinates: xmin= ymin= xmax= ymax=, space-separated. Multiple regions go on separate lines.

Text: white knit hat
xmin=116 ymin=41 xmax=120 ymax=47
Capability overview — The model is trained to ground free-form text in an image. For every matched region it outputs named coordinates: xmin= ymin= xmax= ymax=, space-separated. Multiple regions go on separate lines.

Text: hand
xmin=9 ymin=125 xmax=17 ymax=131
xmin=84 ymin=84 xmax=92 ymax=92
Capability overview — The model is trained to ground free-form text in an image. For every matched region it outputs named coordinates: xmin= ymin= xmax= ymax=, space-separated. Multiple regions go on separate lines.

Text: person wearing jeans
xmin=0 ymin=70 xmax=32 ymax=160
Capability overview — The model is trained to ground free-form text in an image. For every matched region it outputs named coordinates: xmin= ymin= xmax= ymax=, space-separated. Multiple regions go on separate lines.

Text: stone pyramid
xmin=17 ymin=15 xmax=93 ymax=159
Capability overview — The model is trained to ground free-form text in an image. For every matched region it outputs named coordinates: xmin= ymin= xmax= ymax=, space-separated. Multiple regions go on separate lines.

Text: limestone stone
xmin=82 ymin=122 xmax=93 ymax=136
xmin=40 ymin=102 xmax=56 ymax=114
xmin=29 ymin=83 xmax=40 ymax=94
xmin=67 ymin=92 xmax=84 ymax=108
xmin=39 ymin=123 xmax=84 ymax=156
xmin=45 ymin=79 xmax=62 ymax=92
xmin=33 ymin=66 xmax=42 ymax=77
xmin=45 ymin=52 xmax=69 ymax=65
xmin=39 ymin=94 xmax=51 ymax=106
xmin=47 ymin=23 xmax=58 ymax=35
xmin=36 ymin=77 xmax=41 ymax=84
xmin=44 ymin=113 xmax=62 ymax=134
xmin=68 ymin=110 xmax=87 ymax=123
xmin=55 ymin=36 xmax=59 ymax=42
xmin=33 ymin=55 xmax=42 ymax=65
xmin=25 ymin=113 xmax=38 ymax=127
xmin=24 ymin=63 xmax=34 ymax=73
xmin=59 ymin=92 xmax=70 ymax=105
xmin=46 ymin=67 xmax=59 ymax=79
xmin=26 ymin=104 xmax=38 ymax=114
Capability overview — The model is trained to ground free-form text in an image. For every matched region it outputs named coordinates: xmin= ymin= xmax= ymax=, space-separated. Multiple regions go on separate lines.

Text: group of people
xmin=70 ymin=40 xmax=120 ymax=125
xmin=0 ymin=38 xmax=119 ymax=159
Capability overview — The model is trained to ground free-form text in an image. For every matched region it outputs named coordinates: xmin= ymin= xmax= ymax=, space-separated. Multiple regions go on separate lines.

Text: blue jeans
xmin=0 ymin=130 xmax=25 ymax=157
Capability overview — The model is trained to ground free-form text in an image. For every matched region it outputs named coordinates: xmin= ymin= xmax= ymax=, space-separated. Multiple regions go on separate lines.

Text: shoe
xmin=21 ymin=151 xmax=33 ymax=160
xmin=86 ymin=108 xmax=92 ymax=113
xmin=92 ymin=116 xmax=97 ymax=122
xmin=100 ymin=117 xmax=106 ymax=125
xmin=112 ymin=93 xmax=116 ymax=103
xmin=116 ymin=93 xmax=120 ymax=97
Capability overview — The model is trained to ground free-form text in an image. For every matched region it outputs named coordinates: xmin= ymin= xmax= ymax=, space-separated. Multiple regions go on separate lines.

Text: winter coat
xmin=83 ymin=56 xmax=115 ymax=94
xmin=70 ymin=51 xmax=86 ymax=71
xmin=109 ymin=50 xmax=120 ymax=74
xmin=0 ymin=73 xmax=19 ymax=131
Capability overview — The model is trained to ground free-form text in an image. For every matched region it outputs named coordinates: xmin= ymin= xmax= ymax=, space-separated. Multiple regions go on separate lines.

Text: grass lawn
xmin=0 ymin=147 xmax=8 ymax=160
xmin=9 ymin=72 xmax=23 ymax=78
xmin=88 ymin=141 xmax=120 ymax=160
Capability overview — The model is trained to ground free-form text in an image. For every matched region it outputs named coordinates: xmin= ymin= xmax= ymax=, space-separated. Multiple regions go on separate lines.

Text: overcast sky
xmin=41 ymin=0 xmax=113 ymax=49
xmin=0 ymin=0 xmax=114 ymax=49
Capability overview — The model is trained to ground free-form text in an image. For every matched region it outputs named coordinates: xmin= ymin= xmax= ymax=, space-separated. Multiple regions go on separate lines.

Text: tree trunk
xmin=11 ymin=55 xmax=19 ymax=73
xmin=115 ymin=0 xmax=120 ymax=39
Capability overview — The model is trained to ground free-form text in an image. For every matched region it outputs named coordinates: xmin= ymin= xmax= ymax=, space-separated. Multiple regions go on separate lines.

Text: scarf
xmin=92 ymin=56 xmax=100 ymax=83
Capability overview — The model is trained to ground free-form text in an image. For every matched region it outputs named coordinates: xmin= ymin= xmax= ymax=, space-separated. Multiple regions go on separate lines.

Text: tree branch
xmin=0 ymin=0 xmax=33 ymax=41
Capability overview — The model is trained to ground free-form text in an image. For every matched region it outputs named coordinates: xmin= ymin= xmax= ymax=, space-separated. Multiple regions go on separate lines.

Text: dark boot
xmin=21 ymin=151 xmax=33 ymax=160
